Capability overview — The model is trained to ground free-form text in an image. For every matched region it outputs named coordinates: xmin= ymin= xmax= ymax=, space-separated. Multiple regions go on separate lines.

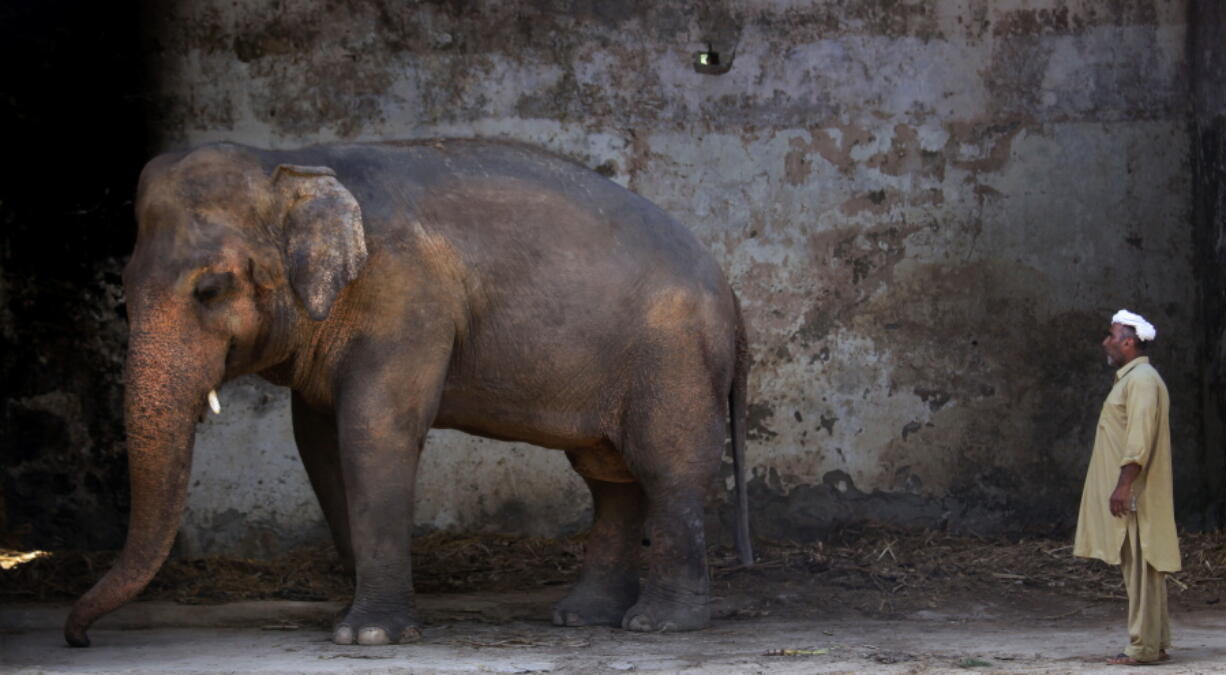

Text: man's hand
xmin=1109 ymin=484 xmax=1132 ymax=517
xmin=1110 ymin=463 xmax=1142 ymax=517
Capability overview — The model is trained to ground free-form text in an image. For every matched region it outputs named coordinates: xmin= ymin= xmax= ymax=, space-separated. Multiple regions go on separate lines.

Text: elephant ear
xmin=272 ymin=164 xmax=368 ymax=321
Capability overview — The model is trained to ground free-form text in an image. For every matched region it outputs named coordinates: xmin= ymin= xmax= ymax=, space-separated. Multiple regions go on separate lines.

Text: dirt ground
xmin=3 ymin=527 xmax=1226 ymax=673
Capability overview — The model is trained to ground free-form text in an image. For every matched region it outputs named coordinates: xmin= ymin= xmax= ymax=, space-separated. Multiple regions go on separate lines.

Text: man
xmin=1075 ymin=309 xmax=1181 ymax=666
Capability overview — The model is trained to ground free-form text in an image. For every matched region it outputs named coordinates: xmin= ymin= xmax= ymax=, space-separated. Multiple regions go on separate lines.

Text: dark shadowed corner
xmin=1 ymin=0 xmax=156 ymax=552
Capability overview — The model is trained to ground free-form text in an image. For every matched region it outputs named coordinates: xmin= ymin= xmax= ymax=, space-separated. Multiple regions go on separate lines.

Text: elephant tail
xmin=730 ymin=291 xmax=753 ymax=566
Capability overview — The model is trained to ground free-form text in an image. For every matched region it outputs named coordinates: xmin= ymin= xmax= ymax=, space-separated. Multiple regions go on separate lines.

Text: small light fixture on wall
xmin=693 ymin=43 xmax=733 ymax=75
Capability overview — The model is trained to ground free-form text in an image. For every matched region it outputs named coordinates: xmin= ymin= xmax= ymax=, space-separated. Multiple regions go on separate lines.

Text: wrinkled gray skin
xmin=65 ymin=139 xmax=751 ymax=647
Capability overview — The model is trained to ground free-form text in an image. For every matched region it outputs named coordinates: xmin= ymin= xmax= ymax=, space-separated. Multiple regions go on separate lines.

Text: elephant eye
xmin=193 ymin=272 xmax=234 ymax=305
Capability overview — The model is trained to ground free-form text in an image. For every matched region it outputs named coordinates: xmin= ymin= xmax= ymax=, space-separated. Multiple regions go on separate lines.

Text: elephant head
xmin=65 ymin=145 xmax=368 ymax=646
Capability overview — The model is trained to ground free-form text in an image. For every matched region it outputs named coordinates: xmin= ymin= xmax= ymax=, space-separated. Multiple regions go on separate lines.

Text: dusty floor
xmin=3 ymin=587 xmax=1226 ymax=673
xmin=4 ymin=529 xmax=1226 ymax=673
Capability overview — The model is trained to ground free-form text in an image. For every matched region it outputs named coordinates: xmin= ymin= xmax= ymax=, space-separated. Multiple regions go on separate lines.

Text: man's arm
xmin=1109 ymin=462 xmax=1142 ymax=517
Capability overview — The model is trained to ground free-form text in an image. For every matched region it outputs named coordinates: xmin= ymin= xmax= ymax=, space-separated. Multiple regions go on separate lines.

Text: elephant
xmin=65 ymin=138 xmax=752 ymax=647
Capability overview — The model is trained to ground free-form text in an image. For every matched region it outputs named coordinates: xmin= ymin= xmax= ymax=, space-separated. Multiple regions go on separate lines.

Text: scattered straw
xmin=711 ymin=524 xmax=1226 ymax=606
xmin=3 ymin=526 xmax=1223 ymax=608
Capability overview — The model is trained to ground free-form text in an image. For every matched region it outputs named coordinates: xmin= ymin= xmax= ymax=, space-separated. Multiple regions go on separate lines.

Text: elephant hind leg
xmin=618 ymin=391 xmax=725 ymax=632
xmin=553 ymin=457 xmax=644 ymax=627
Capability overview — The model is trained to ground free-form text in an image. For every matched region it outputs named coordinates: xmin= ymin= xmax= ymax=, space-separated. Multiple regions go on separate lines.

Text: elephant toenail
xmin=357 ymin=627 xmax=391 ymax=645
xmin=332 ymin=625 xmax=355 ymax=645
xmin=356 ymin=627 xmax=392 ymax=645
xmin=400 ymin=626 xmax=422 ymax=642
xmin=660 ymin=621 xmax=677 ymax=632
xmin=625 ymin=614 xmax=653 ymax=632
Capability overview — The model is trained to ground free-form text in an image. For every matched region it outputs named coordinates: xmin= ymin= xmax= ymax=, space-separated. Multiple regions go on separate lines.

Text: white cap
xmin=1111 ymin=309 xmax=1156 ymax=341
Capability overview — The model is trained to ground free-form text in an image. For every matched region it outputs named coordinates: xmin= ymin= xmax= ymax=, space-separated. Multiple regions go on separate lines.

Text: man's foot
xmin=1106 ymin=651 xmax=1167 ymax=666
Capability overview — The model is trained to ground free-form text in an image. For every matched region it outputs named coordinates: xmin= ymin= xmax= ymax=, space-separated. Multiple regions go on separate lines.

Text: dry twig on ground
xmin=3 ymin=526 xmax=1223 ymax=608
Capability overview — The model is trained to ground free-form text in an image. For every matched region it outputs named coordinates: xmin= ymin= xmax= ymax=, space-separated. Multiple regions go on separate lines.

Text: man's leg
xmin=1120 ymin=516 xmax=1166 ymax=663
xmin=1158 ymin=556 xmax=1171 ymax=656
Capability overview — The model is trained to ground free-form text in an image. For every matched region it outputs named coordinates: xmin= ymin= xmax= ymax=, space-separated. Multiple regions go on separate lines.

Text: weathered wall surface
xmin=4 ymin=1 xmax=1214 ymax=555
xmin=139 ymin=0 xmax=1206 ymax=555
xmin=1192 ymin=0 xmax=1226 ymax=531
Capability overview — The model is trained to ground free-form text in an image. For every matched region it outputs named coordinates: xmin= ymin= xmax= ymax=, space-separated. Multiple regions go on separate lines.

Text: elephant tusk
xmin=207 ymin=389 xmax=221 ymax=415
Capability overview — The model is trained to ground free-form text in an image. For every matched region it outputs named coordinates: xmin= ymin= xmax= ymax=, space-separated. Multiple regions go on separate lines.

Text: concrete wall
xmin=8 ymin=1 xmax=1210 ymax=555
xmin=143 ymin=0 xmax=1208 ymax=556
xmin=1192 ymin=0 xmax=1226 ymax=531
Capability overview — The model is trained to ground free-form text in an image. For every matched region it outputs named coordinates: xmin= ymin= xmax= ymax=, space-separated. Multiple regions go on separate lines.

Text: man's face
xmin=1102 ymin=323 xmax=1133 ymax=367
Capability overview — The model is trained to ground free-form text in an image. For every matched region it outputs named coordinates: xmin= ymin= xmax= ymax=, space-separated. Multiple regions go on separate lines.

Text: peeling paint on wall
xmin=7 ymin=0 xmax=1208 ymax=555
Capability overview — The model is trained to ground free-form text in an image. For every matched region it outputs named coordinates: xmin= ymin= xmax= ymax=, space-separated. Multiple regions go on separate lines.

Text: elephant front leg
xmin=330 ymin=358 xmax=446 ymax=646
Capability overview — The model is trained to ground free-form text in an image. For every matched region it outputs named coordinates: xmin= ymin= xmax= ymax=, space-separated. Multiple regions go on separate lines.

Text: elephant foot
xmin=620 ymin=582 xmax=709 ymax=632
xmin=332 ymin=602 xmax=422 ymax=645
xmin=552 ymin=576 xmax=638 ymax=627
xmin=331 ymin=602 xmax=351 ymax=628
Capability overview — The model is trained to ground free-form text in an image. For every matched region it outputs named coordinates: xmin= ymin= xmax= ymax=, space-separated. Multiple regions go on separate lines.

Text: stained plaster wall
xmin=1192 ymin=0 xmax=1226 ymax=530
xmin=16 ymin=0 xmax=1210 ymax=556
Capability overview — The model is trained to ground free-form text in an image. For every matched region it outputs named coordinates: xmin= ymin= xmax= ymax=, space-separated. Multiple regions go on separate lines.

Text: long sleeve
xmin=1121 ymin=377 xmax=1160 ymax=468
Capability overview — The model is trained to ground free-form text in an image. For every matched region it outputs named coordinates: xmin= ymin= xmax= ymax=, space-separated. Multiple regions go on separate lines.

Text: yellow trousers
xmin=1121 ymin=515 xmax=1170 ymax=662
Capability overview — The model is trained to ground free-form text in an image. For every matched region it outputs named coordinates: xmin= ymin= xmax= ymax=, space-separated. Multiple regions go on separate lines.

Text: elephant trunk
xmin=65 ymin=327 xmax=220 ymax=647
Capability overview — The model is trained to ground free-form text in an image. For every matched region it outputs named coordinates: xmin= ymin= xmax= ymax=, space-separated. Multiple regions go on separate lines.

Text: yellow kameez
xmin=1074 ymin=357 xmax=1180 ymax=572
